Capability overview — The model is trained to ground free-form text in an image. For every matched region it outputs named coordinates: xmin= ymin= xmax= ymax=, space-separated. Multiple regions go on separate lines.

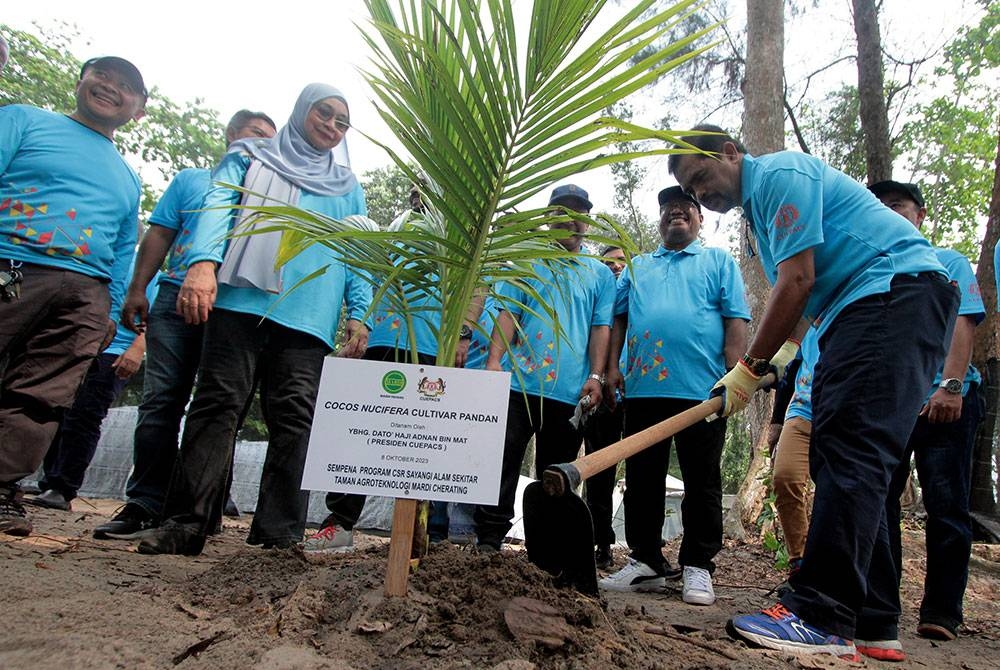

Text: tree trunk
xmin=727 ymin=0 xmax=784 ymax=539
xmin=970 ymin=126 xmax=1000 ymax=515
xmin=852 ymin=0 xmax=892 ymax=184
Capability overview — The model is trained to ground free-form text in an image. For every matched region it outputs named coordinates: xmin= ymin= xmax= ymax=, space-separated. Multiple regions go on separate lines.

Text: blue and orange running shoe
xmin=727 ymin=603 xmax=860 ymax=661
xmin=856 ymin=638 xmax=905 ymax=662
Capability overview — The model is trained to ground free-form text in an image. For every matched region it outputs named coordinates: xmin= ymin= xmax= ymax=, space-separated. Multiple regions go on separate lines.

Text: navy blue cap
xmin=869 ymin=180 xmax=925 ymax=209
xmin=548 ymin=184 xmax=593 ymax=211
xmin=80 ymin=56 xmax=148 ymax=98
xmin=657 ymin=186 xmax=700 ymax=210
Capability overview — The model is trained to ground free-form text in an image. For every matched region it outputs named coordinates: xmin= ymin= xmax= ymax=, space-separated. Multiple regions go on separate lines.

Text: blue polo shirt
xmin=368 ymin=283 xmax=441 ymax=358
xmin=148 ymin=168 xmax=211 ymax=286
xmin=740 ymin=152 xmax=944 ymax=334
xmin=0 ymin=105 xmax=140 ymax=316
xmin=464 ymin=300 xmax=503 ymax=371
xmin=785 ymin=328 xmax=819 ymax=423
xmin=928 ymin=247 xmax=984 ymax=397
xmin=185 ymin=151 xmax=371 ymax=349
xmin=614 ymin=240 xmax=750 ymax=400
xmin=498 ymin=256 xmax=615 ymax=405
xmin=368 ymin=216 xmax=442 ymax=358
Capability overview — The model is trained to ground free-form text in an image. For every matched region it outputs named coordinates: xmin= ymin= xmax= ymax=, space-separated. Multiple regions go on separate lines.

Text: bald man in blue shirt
xmin=670 ymin=126 xmax=957 ymax=661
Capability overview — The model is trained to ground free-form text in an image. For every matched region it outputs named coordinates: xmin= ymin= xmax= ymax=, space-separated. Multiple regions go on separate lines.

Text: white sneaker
xmin=301 ymin=524 xmax=354 ymax=553
xmin=598 ymin=559 xmax=666 ymax=592
xmin=682 ymin=566 xmax=715 ymax=605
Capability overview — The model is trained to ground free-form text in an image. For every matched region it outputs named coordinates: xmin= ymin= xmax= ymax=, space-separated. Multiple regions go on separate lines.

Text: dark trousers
xmin=0 ymin=263 xmax=108 ymax=487
xmin=126 ymin=283 xmax=204 ymax=516
xmin=40 ymin=353 xmax=128 ymax=500
xmin=321 ymin=345 xmax=435 ymax=530
xmin=162 ymin=309 xmax=329 ymax=547
xmin=474 ymin=391 xmax=582 ymax=548
xmin=583 ymin=403 xmax=623 ymax=547
xmin=783 ymin=274 xmax=958 ymax=640
xmin=887 ymin=383 xmax=982 ymax=632
xmin=623 ymin=397 xmax=726 ymax=573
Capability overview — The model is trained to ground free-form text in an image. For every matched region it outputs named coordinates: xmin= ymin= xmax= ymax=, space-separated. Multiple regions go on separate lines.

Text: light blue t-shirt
xmin=927 ymin=247 xmax=984 ymax=397
xmin=0 ymin=105 xmax=140 ymax=316
xmin=785 ymin=328 xmax=819 ymax=423
xmin=498 ymin=256 xmax=615 ymax=404
xmin=368 ymin=283 xmax=441 ymax=357
xmin=368 ymin=217 xmax=442 ymax=358
xmin=614 ymin=241 xmax=750 ymax=401
xmin=186 ymin=152 xmax=371 ymax=349
xmin=740 ymin=152 xmax=945 ymax=334
xmin=148 ymin=168 xmax=211 ymax=286
xmin=465 ymin=297 xmax=503 ymax=371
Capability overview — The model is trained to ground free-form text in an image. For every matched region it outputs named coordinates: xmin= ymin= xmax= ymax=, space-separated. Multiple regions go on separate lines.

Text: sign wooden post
xmin=384 ymin=499 xmax=418 ymax=596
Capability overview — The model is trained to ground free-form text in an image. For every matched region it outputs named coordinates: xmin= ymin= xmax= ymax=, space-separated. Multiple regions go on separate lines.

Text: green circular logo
xmin=382 ymin=370 xmax=407 ymax=394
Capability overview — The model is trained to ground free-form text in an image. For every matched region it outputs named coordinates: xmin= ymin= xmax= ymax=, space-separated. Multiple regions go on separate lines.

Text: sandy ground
xmin=2 ymin=498 xmax=999 ymax=670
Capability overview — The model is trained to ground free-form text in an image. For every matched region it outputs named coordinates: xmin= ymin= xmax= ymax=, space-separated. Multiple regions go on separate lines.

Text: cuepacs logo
xmin=774 ymin=204 xmax=799 ymax=229
xmin=417 ymin=376 xmax=446 ymax=398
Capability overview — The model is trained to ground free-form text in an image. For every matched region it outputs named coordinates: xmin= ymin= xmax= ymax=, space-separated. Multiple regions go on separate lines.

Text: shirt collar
xmin=740 ymin=153 xmax=756 ymax=212
xmin=652 ymin=239 xmax=703 ymax=257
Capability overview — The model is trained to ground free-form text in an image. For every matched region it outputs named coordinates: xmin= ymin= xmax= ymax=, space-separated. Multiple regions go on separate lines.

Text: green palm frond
xmin=237 ymin=0 xmax=718 ymax=367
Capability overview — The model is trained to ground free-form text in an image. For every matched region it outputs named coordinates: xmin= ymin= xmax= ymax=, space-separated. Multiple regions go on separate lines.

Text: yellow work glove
xmin=769 ymin=339 xmax=801 ymax=385
xmin=709 ymin=361 xmax=761 ymax=419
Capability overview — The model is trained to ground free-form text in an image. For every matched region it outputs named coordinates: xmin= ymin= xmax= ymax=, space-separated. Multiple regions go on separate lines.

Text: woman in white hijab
xmin=140 ymin=84 xmax=372 ymax=555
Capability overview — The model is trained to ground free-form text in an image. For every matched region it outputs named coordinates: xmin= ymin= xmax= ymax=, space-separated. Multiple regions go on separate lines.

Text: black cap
xmin=658 ymin=185 xmax=700 ymax=210
xmin=869 ymin=180 xmax=924 ymax=209
xmin=548 ymin=184 xmax=593 ymax=211
xmin=80 ymin=56 xmax=148 ymax=98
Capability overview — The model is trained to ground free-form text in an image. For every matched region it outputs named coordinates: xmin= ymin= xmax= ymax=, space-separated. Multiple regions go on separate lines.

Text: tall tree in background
xmin=360 ymin=165 xmax=414 ymax=229
xmin=607 ymin=102 xmax=659 ymax=252
xmin=852 ymin=0 xmax=892 ymax=183
xmin=1 ymin=23 xmax=226 ymax=215
xmin=724 ymin=0 xmax=784 ymax=539
xmin=972 ymin=128 xmax=1000 ymax=516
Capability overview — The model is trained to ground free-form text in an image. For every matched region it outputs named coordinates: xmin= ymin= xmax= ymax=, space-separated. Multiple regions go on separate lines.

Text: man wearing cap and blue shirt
xmin=871 ymin=180 xmax=985 ymax=647
xmin=600 ymin=186 xmax=749 ymax=605
xmin=0 ymin=55 xmax=147 ymax=536
xmin=669 ymin=125 xmax=957 ymax=662
xmin=473 ymin=183 xmax=615 ymax=552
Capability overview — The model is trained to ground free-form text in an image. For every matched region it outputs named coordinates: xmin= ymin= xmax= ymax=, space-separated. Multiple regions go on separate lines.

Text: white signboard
xmin=302 ymin=357 xmax=510 ymax=505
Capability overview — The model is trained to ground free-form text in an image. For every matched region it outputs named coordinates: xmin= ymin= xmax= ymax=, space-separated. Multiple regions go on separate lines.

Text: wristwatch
xmin=459 ymin=325 xmax=473 ymax=340
xmin=741 ymin=353 xmax=770 ymax=377
xmin=939 ymin=378 xmax=963 ymax=394
xmin=587 ymin=372 xmax=606 ymax=385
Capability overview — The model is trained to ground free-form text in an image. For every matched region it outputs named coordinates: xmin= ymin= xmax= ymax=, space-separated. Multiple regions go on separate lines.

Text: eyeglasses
xmin=312 ymin=102 xmax=350 ymax=131
xmin=87 ymin=67 xmax=143 ymax=97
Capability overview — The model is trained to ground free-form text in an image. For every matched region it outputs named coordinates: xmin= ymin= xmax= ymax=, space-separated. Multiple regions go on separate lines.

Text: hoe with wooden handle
xmin=523 ymin=375 xmax=773 ymax=594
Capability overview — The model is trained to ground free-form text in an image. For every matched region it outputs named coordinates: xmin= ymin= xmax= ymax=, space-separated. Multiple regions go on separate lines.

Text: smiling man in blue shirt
xmin=0 ymin=56 xmax=146 ymax=537
xmin=669 ymin=125 xmax=958 ymax=661
xmin=600 ymin=186 xmax=749 ymax=605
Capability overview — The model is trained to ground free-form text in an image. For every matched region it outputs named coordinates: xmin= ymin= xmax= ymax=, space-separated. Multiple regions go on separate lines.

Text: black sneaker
xmin=223 ymin=497 xmax=241 ymax=518
xmin=0 ymin=488 xmax=33 ymax=536
xmin=137 ymin=520 xmax=206 ymax=555
xmin=595 ymin=545 xmax=613 ymax=570
xmin=93 ymin=503 xmax=157 ymax=540
xmin=663 ymin=559 xmax=682 ymax=581
xmin=25 ymin=489 xmax=72 ymax=511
